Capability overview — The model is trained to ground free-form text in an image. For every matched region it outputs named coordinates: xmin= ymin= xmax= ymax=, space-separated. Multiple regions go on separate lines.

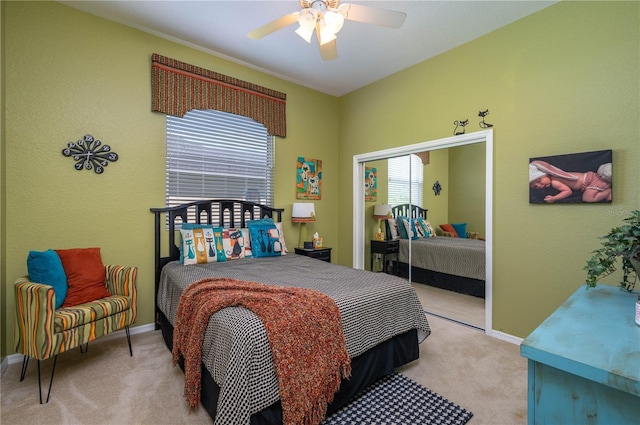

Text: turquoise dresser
xmin=520 ymin=285 xmax=640 ymax=424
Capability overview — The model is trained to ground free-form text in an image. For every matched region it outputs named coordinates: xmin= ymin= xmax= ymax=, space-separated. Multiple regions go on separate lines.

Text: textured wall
xmin=338 ymin=1 xmax=639 ymax=338
xmin=2 ymin=1 xmax=340 ymax=356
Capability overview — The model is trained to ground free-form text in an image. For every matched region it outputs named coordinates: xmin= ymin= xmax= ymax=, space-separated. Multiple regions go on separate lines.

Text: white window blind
xmin=166 ymin=109 xmax=274 ymax=210
xmin=388 ymin=154 xmax=423 ymax=207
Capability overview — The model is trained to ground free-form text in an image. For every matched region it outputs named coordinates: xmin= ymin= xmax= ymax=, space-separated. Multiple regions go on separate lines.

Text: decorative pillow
xmin=180 ymin=227 xmax=220 ymax=265
xmin=56 ymin=247 xmax=110 ymax=307
xmin=417 ymin=218 xmax=436 ymax=238
xmin=274 ymin=222 xmax=288 ymax=255
xmin=211 ymin=227 xmax=227 ymax=262
xmin=27 ymin=249 xmax=68 ymax=309
xmin=386 ymin=218 xmax=400 ymax=240
xmin=180 ymin=224 xmax=226 ymax=263
xmin=452 ymin=222 xmax=468 ymax=238
xmin=247 ymin=218 xmax=275 ymax=226
xmin=396 ymin=216 xmax=409 ymax=239
xmin=439 ymin=224 xmax=459 ymax=237
xmin=399 ymin=217 xmax=418 ymax=240
xmin=248 ymin=222 xmax=282 ymax=258
xmin=413 ymin=218 xmax=427 ymax=238
xmin=222 ymin=228 xmax=245 ymax=260
xmin=239 ymin=228 xmax=253 ymax=258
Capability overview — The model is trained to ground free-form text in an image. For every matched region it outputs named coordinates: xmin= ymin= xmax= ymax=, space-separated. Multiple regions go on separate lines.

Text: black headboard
xmin=391 ymin=204 xmax=428 ymax=219
xmin=150 ymin=199 xmax=284 ymax=328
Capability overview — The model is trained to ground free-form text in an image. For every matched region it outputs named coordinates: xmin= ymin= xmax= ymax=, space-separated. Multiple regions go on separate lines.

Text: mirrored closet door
xmin=355 ymin=131 xmax=493 ymax=332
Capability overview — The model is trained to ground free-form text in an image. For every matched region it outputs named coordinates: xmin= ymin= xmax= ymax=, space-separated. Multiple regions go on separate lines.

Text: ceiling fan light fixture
xmin=248 ymin=0 xmax=404 ymax=60
xmin=296 ymin=8 xmax=318 ymax=43
xmin=323 ymin=9 xmax=345 ymax=34
xmin=295 ymin=25 xmax=314 ymax=43
xmin=318 ymin=24 xmax=337 ymax=45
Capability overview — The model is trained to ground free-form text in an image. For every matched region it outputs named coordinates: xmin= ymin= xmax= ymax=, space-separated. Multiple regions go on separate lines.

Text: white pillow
xmin=274 ymin=222 xmax=288 ymax=255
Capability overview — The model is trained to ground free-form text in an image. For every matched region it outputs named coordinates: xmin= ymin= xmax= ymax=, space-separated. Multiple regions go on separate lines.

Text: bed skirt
xmin=399 ymin=262 xmax=485 ymax=298
xmin=158 ymin=311 xmax=419 ymax=424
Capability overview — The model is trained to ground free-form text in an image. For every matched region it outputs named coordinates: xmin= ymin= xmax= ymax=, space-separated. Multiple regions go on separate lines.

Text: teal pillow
xmin=27 ymin=249 xmax=67 ymax=309
xmin=248 ymin=222 xmax=282 ymax=258
xmin=397 ymin=216 xmax=419 ymax=240
xmin=246 ymin=218 xmax=274 ymax=226
xmin=396 ymin=216 xmax=409 ymax=239
xmin=452 ymin=222 xmax=467 ymax=238
xmin=416 ymin=217 xmax=434 ymax=238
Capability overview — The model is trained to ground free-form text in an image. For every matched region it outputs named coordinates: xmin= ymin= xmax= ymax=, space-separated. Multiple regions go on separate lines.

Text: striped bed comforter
xmin=398 ymin=237 xmax=486 ymax=281
xmin=157 ymin=254 xmax=431 ymax=425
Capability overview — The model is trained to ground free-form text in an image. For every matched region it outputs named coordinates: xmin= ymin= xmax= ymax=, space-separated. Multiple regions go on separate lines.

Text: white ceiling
xmin=59 ymin=0 xmax=557 ymax=97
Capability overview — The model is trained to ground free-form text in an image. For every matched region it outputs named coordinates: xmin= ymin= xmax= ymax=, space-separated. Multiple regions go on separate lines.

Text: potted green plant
xmin=584 ymin=210 xmax=640 ymax=291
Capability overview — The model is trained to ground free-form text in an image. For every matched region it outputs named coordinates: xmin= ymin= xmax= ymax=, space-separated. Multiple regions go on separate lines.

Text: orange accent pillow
xmin=56 ymin=248 xmax=110 ymax=307
xmin=439 ymin=224 xmax=459 ymax=237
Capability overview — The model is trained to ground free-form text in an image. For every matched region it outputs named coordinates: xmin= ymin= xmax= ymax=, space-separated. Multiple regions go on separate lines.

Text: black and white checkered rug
xmin=322 ymin=373 xmax=474 ymax=425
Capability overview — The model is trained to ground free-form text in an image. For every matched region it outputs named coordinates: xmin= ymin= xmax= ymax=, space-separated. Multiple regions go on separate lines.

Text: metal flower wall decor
xmin=62 ymin=134 xmax=118 ymax=174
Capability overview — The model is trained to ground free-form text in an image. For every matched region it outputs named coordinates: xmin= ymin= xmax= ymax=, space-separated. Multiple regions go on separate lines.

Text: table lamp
xmin=291 ymin=202 xmax=316 ymax=248
xmin=373 ymin=204 xmax=393 ymax=241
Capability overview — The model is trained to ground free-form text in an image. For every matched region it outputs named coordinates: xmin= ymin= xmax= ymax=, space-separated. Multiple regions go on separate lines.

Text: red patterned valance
xmin=151 ymin=53 xmax=287 ymax=137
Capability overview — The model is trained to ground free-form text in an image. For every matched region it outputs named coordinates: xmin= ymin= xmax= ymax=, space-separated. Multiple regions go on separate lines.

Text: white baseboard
xmin=489 ymin=329 xmax=524 ymax=346
xmin=2 ymin=322 xmax=157 ymax=368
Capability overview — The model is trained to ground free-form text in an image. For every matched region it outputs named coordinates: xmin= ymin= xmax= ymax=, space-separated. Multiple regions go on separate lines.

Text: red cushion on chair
xmin=56 ymin=248 xmax=111 ymax=307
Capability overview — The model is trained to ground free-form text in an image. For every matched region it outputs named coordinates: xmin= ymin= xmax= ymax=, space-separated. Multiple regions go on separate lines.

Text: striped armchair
xmin=14 ymin=264 xmax=137 ymax=403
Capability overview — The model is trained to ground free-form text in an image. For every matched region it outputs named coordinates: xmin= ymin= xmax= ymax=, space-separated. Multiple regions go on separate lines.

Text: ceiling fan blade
xmin=344 ymin=3 xmax=406 ymax=28
xmin=247 ymin=12 xmax=299 ymax=40
xmin=320 ymin=39 xmax=338 ymax=61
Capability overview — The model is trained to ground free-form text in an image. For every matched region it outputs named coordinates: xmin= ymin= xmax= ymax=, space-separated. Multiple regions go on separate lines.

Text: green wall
xmin=1 ymin=1 xmax=7 ymax=359
xmin=338 ymin=1 xmax=639 ymax=338
xmin=1 ymin=1 xmax=339 ymax=357
xmin=423 ymin=149 xmax=450 ymax=229
xmin=449 ymin=144 xmax=486 ymax=236
xmin=2 ymin=1 xmax=639 ymax=358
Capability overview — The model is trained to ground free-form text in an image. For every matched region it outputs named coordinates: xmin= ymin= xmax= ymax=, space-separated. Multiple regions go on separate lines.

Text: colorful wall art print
xmin=529 ymin=149 xmax=612 ymax=204
xmin=296 ymin=157 xmax=322 ymax=200
xmin=365 ymin=167 xmax=377 ymax=202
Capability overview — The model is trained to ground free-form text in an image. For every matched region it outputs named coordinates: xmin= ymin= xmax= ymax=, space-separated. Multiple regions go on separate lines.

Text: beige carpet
xmin=411 ymin=282 xmax=485 ymax=329
xmin=2 ymin=316 xmax=526 ymax=424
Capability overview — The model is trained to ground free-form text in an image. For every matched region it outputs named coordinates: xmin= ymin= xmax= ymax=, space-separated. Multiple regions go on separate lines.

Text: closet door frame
xmin=352 ymin=129 xmax=494 ymax=335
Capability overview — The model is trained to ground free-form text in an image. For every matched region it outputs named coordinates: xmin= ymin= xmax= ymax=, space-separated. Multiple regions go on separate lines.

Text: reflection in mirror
xmin=367 ymin=145 xmax=486 ymax=330
xmin=363 ymin=158 xmax=390 ymax=273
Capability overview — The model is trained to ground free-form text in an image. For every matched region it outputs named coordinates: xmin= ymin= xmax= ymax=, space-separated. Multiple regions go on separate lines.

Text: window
xmin=166 ymin=109 xmax=275 ymax=211
xmin=388 ymin=154 xmax=423 ymax=206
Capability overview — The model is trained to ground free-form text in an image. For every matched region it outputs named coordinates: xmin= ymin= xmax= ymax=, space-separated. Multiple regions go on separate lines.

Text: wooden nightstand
xmin=294 ymin=247 xmax=332 ymax=263
xmin=370 ymin=239 xmax=399 ymax=274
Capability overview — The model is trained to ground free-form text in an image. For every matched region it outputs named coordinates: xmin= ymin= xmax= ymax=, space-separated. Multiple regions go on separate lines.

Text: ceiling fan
xmin=247 ymin=0 xmax=406 ymax=60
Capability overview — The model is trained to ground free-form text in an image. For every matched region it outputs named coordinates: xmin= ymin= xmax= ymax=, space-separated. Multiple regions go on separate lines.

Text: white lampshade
xmin=292 ymin=203 xmax=316 ymax=222
xmin=373 ymin=204 xmax=393 ymax=220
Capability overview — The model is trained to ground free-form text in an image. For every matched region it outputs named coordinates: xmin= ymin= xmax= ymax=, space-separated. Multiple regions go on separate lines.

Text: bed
xmin=150 ymin=199 xmax=431 ymax=425
xmin=391 ymin=204 xmax=486 ymax=298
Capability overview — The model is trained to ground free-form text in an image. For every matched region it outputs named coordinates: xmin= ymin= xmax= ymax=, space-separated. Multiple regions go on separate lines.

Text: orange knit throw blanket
xmin=172 ymin=278 xmax=351 ymax=425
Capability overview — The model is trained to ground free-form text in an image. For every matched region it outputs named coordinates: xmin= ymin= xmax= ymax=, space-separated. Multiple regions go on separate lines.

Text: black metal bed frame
xmin=149 ymin=199 xmax=284 ymax=328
